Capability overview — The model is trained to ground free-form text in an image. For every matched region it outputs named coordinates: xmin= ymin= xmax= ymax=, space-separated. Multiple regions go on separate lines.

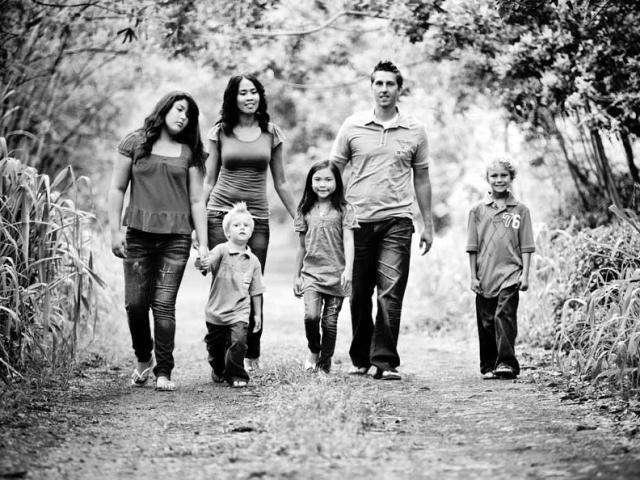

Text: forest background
xmin=1 ymin=0 xmax=640 ymax=406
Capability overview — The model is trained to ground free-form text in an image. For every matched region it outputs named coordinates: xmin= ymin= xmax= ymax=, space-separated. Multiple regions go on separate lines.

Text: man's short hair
xmin=370 ymin=60 xmax=403 ymax=89
xmin=222 ymin=202 xmax=255 ymax=236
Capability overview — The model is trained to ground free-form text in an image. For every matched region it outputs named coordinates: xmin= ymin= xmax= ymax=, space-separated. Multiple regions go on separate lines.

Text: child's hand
xmin=518 ymin=275 xmax=529 ymax=291
xmin=470 ymin=278 xmax=482 ymax=294
xmin=252 ymin=314 xmax=262 ymax=333
xmin=293 ymin=276 xmax=303 ymax=298
xmin=340 ymin=269 xmax=352 ymax=291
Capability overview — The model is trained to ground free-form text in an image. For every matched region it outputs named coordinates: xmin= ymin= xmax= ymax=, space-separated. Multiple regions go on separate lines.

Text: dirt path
xmin=3 ymin=230 xmax=640 ymax=479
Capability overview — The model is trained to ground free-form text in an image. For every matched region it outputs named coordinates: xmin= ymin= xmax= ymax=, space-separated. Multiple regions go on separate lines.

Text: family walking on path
xmin=107 ymin=60 xmax=533 ymax=391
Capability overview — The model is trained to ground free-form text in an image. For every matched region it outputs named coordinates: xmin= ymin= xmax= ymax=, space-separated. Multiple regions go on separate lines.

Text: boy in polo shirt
xmin=197 ymin=202 xmax=264 ymax=387
xmin=466 ymin=160 xmax=535 ymax=380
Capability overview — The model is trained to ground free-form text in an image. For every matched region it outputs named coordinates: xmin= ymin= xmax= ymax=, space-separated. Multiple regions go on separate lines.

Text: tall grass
xmin=0 ymin=143 xmax=105 ymax=383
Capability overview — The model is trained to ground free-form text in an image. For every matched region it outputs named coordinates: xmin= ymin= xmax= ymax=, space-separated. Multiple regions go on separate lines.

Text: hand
xmin=252 ymin=314 xmax=262 ymax=333
xmin=340 ymin=269 xmax=352 ymax=292
xmin=519 ymin=275 xmax=529 ymax=291
xmin=111 ymin=230 xmax=127 ymax=258
xmin=470 ymin=278 xmax=482 ymax=294
xmin=293 ymin=276 xmax=303 ymax=298
xmin=418 ymin=229 xmax=433 ymax=255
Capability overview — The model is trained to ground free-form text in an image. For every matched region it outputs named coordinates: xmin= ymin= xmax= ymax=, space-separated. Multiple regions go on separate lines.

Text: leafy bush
xmin=0 ymin=153 xmax=104 ymax=382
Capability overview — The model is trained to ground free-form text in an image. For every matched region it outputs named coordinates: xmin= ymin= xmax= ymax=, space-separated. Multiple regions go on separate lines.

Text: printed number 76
xmin=503 ymin=213 xmax=521 ymax=229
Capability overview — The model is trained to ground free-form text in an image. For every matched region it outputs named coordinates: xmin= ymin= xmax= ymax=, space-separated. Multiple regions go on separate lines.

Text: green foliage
xmin=0 ymin=151 xmax=105 ymax=382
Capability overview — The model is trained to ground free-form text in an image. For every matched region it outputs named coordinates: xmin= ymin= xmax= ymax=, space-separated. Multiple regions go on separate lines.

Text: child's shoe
xmin=494 ymin=363 xmax=517 ymax=379
xmin=304 ymin=352 xmax=319 ymax=371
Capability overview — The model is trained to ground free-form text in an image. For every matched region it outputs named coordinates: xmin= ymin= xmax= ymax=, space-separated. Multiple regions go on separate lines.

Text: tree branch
xmin=245 ymin=10 xmax=391 ymax=37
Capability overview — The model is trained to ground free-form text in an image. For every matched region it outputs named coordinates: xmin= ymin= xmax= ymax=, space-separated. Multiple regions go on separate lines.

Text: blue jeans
xmin=350 ymin=217 xmax=414 ymax=371
xmin=207 ymin=210 xmax=269 ymax=359
xmin=475 ymin=285 xmax=520 ymax=375
xmin=205 ymin=321 xmax=250 ymax=383
xmin=303 ymin=290 xmax=344 ymax=372
xmin=123 ymin=228 xmax=191 ymax=379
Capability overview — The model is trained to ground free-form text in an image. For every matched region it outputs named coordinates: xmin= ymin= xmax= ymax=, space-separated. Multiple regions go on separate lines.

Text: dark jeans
xmin=205 ymin=321 xmax=250 ymax=383
xmin=207 ymin=210 xmax=269 ymax=359
xmin=303 ymin=290 xmax=344 ymax=372
xmin=123 ymin=228 xmax=191 ymax=379
xmin=350 ymin=217 xmax=414 ymax=371
xmin=475 ymin=285 xmax=520 ymax=375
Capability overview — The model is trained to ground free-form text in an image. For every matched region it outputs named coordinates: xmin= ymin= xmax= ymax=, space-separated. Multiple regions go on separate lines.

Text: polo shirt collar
xmin=484 ymin=192 xmax=518 ymax=207
xmin=226 ymin=242 xmax=251 ymax=256
xmin=364 ymin=108 xmax=411 ymax=129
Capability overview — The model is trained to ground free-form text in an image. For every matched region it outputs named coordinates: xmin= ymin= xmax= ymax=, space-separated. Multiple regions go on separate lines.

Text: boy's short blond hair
xmin=485 ymin=159 xmax=517 ymax=180
xmin=222 ymin=202 xmax=254 ymax=237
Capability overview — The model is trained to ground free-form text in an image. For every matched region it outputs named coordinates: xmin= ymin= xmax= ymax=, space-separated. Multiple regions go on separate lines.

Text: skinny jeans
xmin=303 ymin=290 xmax=344 ymax=372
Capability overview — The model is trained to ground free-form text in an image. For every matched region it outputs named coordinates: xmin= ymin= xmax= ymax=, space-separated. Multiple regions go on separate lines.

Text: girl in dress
xmin=108 ymin=91 xmax=208 ymax=391
xmin=293 ymin=160 xmax=358 ymax=373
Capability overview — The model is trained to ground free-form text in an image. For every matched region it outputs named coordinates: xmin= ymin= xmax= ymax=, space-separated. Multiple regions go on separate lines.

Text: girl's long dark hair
xmin=217 ymin=74 xmax=270 ymax=136
xmin=135 ymin=91 xmax=206 ymax=172
xmin=297 ymin=160 xmax=346 ymax=215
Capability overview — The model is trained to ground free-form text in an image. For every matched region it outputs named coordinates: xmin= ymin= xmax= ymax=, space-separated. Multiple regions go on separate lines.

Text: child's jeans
xmin=475 ymin=285 xmax=520 ymax=375
xmin=204 ymin=321 xmax=250 ymax=383
xmin=303 ymin=290 xmax=344 ymax=372
xmin=123 ymin=228 xmax=191 ymax=379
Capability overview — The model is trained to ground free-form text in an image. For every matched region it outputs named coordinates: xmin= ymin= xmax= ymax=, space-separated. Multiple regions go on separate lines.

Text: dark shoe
xmin=373 ymin=368 xmax=401 ymax=380
xmin=494 ymin=363 xmax=517 ymax=379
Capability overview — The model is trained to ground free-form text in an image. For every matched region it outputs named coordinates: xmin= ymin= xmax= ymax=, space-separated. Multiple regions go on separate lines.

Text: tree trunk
xmin=590 ymin=128 xmax=623 ymax=209
xmin=621 ymin=131 xmax=639 ymax=183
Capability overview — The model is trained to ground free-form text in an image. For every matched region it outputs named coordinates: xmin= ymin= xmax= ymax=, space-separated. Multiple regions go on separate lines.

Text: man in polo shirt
xmin=330 ymin=60 xmax=433 ymax=381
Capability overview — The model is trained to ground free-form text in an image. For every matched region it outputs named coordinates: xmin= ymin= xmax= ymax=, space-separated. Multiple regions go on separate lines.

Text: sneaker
xmin=304 ymin=352 xmax=319 ymax=371
xmin=373 ymin=368 xmax=401 ymax=381
xmin=494 ymin=363 xmax=517 ymax=379
xmin=211 ymin=370 xmax=224 ymax=383
xmin=482 ymin=371 xmax=497 ymax=380
xmin=347 ymin=366 xmax=370 ymax=375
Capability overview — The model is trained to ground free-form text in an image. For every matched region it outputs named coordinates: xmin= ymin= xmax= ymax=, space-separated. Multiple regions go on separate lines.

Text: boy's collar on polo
xmin=484 ymin=192 xmax=518 ymax=207
xmin=226 ymin=241 xmax=251 ymax=255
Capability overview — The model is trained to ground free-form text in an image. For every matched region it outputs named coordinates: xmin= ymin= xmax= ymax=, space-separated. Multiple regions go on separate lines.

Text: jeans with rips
xmin=475 ymin=285 xmax=520 ymax=375
xmin=303 ymin=290 xmax=344 ymax=372
xmin=207 ymin=210 xmax=268 ymax=360
xmin=350 ymin=217 xmax=414 ymax=371
xmin=123 ymin=228 xmax=191 ymax=379
xmin=205 ymin=321 xmax=250 ymax=383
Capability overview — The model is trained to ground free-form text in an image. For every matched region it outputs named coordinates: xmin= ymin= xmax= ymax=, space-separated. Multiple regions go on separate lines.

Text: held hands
xmin=111 ymin=230 xmax=127 ymax=258
xmin=293 ymin=276 xmax=303 ymax=298
xmin=195 ymin=247 xmax=210 ymax=276
xmin=470 ymin=277 xmax=482 ymax=295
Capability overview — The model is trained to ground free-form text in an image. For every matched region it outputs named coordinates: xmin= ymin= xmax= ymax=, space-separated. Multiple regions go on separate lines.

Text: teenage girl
xmin=293 ymin=160 xmax=358 ymax=373
xmin=108 ymin=91 xmax=209 ymax=391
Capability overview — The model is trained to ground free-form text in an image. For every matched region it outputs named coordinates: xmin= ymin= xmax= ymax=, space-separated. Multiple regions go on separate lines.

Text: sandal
xmin=155 ymin=375 xmax=177 ymax=391
xmin=231 ymin=379 xmax=248 ymax=388
xmin=130 ymin=362 xmax=154 ymax=387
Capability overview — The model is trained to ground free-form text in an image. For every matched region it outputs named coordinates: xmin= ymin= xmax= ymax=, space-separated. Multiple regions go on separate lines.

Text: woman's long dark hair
xmin=217 ymin=74 xmax=270 ymax=136
xmin=135 ymin=91 xmax=206 ymax=172
xmin=297 ymin=160 xmax=346 ymax=215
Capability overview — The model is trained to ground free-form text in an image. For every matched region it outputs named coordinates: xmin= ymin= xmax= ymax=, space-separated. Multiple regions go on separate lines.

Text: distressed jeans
xmin=123 ymin=228 xmax=191 ymax=379
xmin=207 ymin=210 xmax=269 ymax=359
xmin=475 ymin=285 xmax=520 ymax=375
xmin=205 ymin=321 xmax=250 ymax=383
xmin=350 ymin=217 xmax=414 ymax=371
xmin=303 ymin=290 xmax=344 ymax=372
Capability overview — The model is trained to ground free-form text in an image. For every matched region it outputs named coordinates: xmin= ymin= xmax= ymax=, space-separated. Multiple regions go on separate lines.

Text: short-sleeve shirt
xmin=117 ymin=130 xmax=194 ymax=234
xmin=330 ymin=110 xmax=429 ymax=222
xmin=206 ymin=123 xmax=284 ymax=219
xmin=294 ymin=203 xmax=359 ymax=297
xmin=204 ymin=242 xmax=265 ymax=325
xmin=466 ymin=194 xmax=535 ymax=297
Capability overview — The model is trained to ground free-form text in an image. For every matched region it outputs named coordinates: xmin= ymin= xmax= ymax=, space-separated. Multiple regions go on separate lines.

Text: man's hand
xmin=518 ymin=274 xmax=529 ymax=291
xmin=293 ymin=276 xmax=303 ymax=298
xmin=418 ymin=229 xmax=433 ymax=255
xmin=252 ymin=314 xmax=262 ymax=333
xmin=470 ymin=278 xmax=482 ymax=295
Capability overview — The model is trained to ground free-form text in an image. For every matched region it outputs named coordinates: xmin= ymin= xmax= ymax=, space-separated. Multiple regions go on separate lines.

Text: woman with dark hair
xmin=203 ymin=74 xmax=297 ymax=371
xmin=108 ymin=91 xmax=209 ymax=391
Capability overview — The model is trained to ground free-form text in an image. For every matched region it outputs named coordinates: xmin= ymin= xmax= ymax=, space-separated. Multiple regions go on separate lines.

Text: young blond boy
xmin=197 ymin=202 xmax=264 ymax=387
xmin=466 ymin=160 xmax=535 ymax=379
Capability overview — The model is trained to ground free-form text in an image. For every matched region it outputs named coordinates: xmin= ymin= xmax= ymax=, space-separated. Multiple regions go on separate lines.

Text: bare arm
xmin=270 ymin=144 xmax=297 ymax=219
xmin=293 ymin=232 xmax=306 ymax=297
xmin=413 ymin=167 xmax=434 ymax=255
xmin=203 ymin=139 xmax=220 ymax=205
xmin=341 ymin=228 xmax=354 ymax=290
xmin=468 ymin=252 xmax=481 ymax=294
xmin=107 ymin=154 xmax=132 ymax=258
xmin=189 ymin=166 xmax=209 ymax=260
xmin=251 ymin=294 xmax=263 ymax=332
xmin=519 ymin=252 xmax=532 ymax=291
